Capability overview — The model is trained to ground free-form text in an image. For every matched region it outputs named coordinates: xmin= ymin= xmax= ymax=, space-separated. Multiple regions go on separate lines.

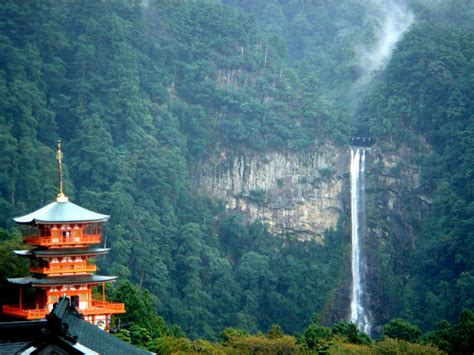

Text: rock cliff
xmin=194 ymin=142 xmax=432 ymax=332
xmin=195 ymin=144 xmax=429 ymax=243
xmin=195 ymin=146 xmax=349 ymax=241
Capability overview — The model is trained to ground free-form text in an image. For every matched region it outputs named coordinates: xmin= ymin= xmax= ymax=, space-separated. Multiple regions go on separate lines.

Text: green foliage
xmin=300 ymin=322 xmax=332 ymax=352
xmin=110 ymin=280 xmax=175 ymax=339
xmin=383 ymin=318 xmax=422 ymax=343
xmin=149 ymin=336 xmax=225 ymax=354
xmin=0 ymin=229 xmax=28 ymax=278
xmin=221 ymin=333 xmax=298 ymax=354
xmin=220 ymin=328 xmax=249 ymax=343
xmin=114 ymin=329 xmax=132 ymax=344
xmin=331 ymin=322 xmax=372 ymax=345
xmin=424 ymin=309 xmax=474 ymax=354
xmin=150 ymin=336 xmax=196 ymax=354
xmin=129 ymin=324 xmax=152 ymax=349
xmin=328 ymin=337 xmax=442 ymax=354
xmin=267 ymin=324 xmax=284 ymax=339
xmin=0 ymin=0 xmax=472 ymax=343
xmin=300 ymin=319 xmax=372 ymax=352
xmin=356 ymin=1 xmax=474 ymax=334
xmin=0 ymin=0 xmax=351 ymax=337
xmin=0 ymin=229 xmax=30 ymax=309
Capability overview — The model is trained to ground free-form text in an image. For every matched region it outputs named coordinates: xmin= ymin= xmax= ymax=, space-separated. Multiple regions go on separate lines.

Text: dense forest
xmin=0 ymin=0 xmax=473 ymax=353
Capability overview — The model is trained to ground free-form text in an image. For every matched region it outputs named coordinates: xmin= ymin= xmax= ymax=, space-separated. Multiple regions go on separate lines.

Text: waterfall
xmin=350 ymin=148 xmax=371 ymax=334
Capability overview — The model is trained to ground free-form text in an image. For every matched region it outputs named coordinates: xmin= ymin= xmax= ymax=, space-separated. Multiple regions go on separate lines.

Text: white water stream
xmin=350 ymin=148 xmax=371 ymax=334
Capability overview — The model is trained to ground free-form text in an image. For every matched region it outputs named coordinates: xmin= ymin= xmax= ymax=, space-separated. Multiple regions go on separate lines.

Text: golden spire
xmin=56 ymin=140 xmax=68 ymax=202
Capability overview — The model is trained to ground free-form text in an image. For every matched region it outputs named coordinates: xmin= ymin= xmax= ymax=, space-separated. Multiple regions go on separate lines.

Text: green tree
xmin=300 ymin=322 xmax=332 ymax=352
xmin=383 ymin=318 xmax=422 ymax=343
xmin=111 ymin=280 xmax=172 ymax=339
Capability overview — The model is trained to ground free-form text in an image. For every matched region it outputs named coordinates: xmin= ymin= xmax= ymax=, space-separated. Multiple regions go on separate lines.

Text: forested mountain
xmin=0 ymin=0 xmax=351 ymax=339
xmin=0 ymin=0 xmax=473 ymax=352
xmin=362 ymin=11 xmax=474 ymax=330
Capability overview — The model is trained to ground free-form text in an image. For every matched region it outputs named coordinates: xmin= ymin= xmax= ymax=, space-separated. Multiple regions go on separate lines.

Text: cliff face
xmin=195 ymin=144 xmax=429 ymax=244
xmin=195 ymin=143 xmax=432 ymax=331
xmin=195 ymin=146 xmax=348 ymax=241
xmin=364 ymin=143 xmax=432 ymax=333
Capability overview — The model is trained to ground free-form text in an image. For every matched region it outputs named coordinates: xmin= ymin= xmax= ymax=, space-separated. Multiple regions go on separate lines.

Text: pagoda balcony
xmin=30 ymin=262 xmax=97 ymax=275
xmin=2 ymin=304 xmax=49 ymax=320
xmin=82 ymin=300 xmax=126 ymax=315
xmin=24 ymin=234 xmax=101 ymax=247
xmin=2 ymin=300 xmax=125 ymax=320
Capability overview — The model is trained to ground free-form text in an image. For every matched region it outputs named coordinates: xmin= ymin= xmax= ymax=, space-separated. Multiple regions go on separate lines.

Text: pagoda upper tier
xmin=14 ymin=199 xmax=109 ymax=224
xmin=14 ymin=199 xmax=110 ymax=248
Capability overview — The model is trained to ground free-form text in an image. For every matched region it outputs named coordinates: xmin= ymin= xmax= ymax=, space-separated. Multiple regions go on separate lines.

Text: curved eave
xmin=14 ymin=217 xmax=110 ymax=225
xmin=33 ymin=217 xmax=109 ymax=224
xmin=13 ymin=250 xmax=34 ymax=257
xmin=7 ymin=275 xmax=117 ymax=286
xmin=14 ymin=248 xmax=110 ymax=257
xmin=13 ymin=201 xmax=110 ymax=225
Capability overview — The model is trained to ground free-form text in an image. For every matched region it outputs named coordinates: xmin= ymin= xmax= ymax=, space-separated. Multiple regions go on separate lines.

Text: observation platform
xmin=351 ymin=136 xmax=375 ymax=147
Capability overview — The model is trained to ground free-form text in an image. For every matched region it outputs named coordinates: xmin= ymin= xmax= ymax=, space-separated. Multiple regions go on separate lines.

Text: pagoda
xmin=2 ymin=141 xmax=125 ymax=329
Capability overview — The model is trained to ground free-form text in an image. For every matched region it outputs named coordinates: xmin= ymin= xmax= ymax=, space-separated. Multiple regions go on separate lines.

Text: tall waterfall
xmin=350 ymin=148 xmax=371 ymax=334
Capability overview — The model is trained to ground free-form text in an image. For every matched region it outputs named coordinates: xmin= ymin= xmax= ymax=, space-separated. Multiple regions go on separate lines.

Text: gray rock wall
xmin=194 ymin=146 xmax=349 ymax=241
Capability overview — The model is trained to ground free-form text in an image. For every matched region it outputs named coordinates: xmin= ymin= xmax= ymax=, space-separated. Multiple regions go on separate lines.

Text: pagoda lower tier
xmin=3 ymin=275 xmax=125 ymax=325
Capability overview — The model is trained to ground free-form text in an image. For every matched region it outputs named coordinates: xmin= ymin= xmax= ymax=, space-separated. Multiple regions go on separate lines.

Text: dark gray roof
xmin=14 ymin=247 xmax=110 ymax=257
xmin=0 ymin=340 xmax=31 ymax=354
xmin=7 ymin=275 xmax=117 ymax=286
xmin=51 ymin=299 xmax=151 ymax=355
xmin=0 ymin=320 xmax=46 ymax=354
xmin=0 ymin=299 xmax=150 ymax=355
xmin=14 ymin=200 xmax=109 ymax=224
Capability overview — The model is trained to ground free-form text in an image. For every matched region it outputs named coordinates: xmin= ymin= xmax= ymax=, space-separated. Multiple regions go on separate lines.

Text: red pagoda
xmin=2 ymin=141 xmax=125 ymax=329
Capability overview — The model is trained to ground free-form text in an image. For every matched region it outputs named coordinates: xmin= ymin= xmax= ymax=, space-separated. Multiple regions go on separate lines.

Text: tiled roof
xmin=14 ymin=200 xmax=109 ymax=224
xmin=14 ymin=247 xmax=110 ymax=257
xmin=7 ymin=274 xmax=117 ymax=286
xmin=0 ymin=298 xmax=151 ymax=355
xmin=0 ymin=320 xmax=47 ymax=354
xmin=51 ymin=299 xmax=150 ymax=355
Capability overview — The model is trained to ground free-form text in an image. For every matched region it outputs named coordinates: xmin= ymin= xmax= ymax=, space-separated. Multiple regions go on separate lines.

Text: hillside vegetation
xmin=0 ymin=0 xmax=473 ymax=351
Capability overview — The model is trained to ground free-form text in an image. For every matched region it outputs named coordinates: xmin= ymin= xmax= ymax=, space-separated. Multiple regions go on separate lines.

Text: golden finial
xmin=56 ymin=140 xmax=68 ymax=202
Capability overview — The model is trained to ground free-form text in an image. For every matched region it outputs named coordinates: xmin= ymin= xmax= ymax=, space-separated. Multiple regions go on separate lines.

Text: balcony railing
xmin=30 ymin=262 xmax=97 ymax=275
xmin=24 ymin=234 xmax=101 ymax=246
xmin=82 ymin=300 xmax=126 ymax=315
xmin=2 ymin=304 xmax=49 ymax=320
xmin=2 ymin=300 xmax=125 ymax=320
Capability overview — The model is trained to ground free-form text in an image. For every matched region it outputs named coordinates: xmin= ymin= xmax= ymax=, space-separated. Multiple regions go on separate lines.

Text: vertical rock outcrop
xmin=195 ymin=146 xmax=348 ymax=241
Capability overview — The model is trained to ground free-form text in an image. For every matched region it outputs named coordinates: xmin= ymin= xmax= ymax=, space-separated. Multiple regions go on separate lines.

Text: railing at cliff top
xmin=351 ymin=137 xmax=376 ymax=147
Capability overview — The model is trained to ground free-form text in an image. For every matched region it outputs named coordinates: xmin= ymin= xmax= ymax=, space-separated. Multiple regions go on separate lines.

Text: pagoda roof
xmin=0 ymin=298 xmax=150 ymax=355
xmin=13 ymin=200 xmax=110 ymax=225
xmin=7 ymin=275 xmax=117 ymax=286
xmin=14 ymin=248 xmax=110 ymax=257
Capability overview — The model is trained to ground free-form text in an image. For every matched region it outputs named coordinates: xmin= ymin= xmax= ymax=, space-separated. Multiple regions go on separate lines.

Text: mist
xmin=352 ymin=0 xmax=415 ymax=92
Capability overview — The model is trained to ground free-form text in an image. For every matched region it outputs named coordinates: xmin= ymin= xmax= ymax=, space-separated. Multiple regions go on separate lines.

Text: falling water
xmin=350 ymin=148 xmax=371 ymax=334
